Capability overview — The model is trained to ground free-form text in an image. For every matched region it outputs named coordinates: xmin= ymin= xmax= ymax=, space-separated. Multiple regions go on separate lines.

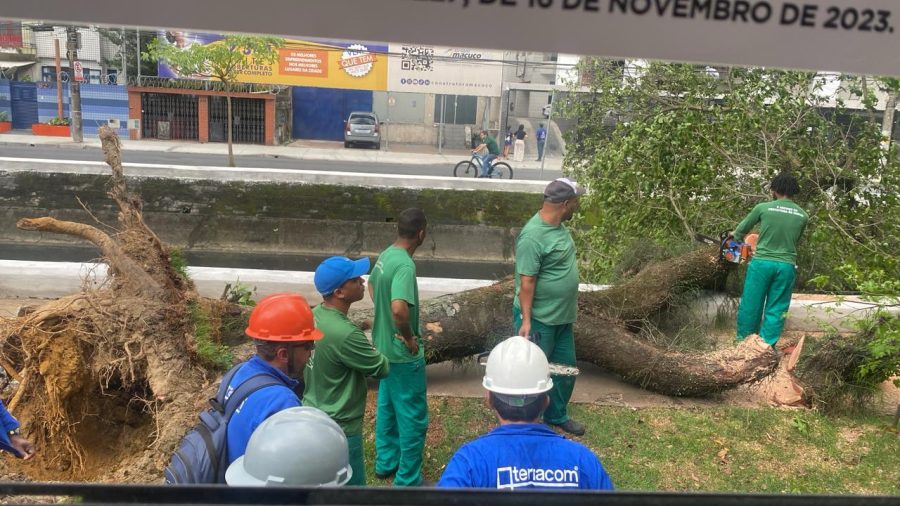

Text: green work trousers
xmin=736 ymin=258 xmax=796 ymax=346
xmin=345 ymin=433 xmax=366 ymax=486
xmin=513 ymin=307 xmax=577 ymax=425
xmin=375 ymin=357 xmax=428 ymax=487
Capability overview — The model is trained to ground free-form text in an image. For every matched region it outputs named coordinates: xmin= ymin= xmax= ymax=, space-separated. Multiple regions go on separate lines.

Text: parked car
xmin=344 ymin=112 xmax=381 ymax=149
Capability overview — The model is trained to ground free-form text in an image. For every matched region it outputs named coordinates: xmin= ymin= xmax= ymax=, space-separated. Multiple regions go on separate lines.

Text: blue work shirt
xmin=224 ymin=356 xmax=301 ymax=465
xmin=438 ymin=424 xmax=614 ymax=490
xmin=0 ymin=399 xmax=22 ymax=456
xmin=0 ymin=400 xmax=20 ymax=433
xmin=536 ymin=128 xmax=548 ymax=141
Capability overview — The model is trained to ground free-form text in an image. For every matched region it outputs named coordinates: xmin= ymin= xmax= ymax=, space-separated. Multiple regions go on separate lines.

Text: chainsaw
xmin=476 ymin=351 xmax=580 ymax=377
xmin=695 ymin=230 xmax=755 ymax=265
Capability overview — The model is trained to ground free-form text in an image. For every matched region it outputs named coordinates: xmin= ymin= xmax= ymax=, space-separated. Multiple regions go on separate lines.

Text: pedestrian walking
xmin=513 ymin=178 xmax=587 ymax=436
xmin=305 ymin=256 xmax=391 ymax=486
xmin=513 ymin=125 xmax=527 ymax=163
xmin=438 ymin=336 xmax=614 ymax=490
xmin=733 ymin=173 xmax=808 ymax=346
xmin=502 ymin=127 xmax=513 ymax=159
xmin=536 ymin=123 xmax=548 ymax=161
xmin=369 ymin=208 xmax=429 ymax=487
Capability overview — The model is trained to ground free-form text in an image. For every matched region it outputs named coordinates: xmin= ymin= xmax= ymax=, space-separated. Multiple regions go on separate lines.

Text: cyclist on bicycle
xmin=472 ymin=130 xmax=501 ymax=178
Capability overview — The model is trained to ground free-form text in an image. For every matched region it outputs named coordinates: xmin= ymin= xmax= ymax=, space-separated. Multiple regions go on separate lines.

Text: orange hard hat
xmin=245 ymin=293 xmax=324 ymax=342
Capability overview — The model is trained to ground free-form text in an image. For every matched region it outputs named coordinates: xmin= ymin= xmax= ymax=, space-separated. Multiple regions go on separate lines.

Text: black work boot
xmin=550 ymin=419 xmax=586 ymax=436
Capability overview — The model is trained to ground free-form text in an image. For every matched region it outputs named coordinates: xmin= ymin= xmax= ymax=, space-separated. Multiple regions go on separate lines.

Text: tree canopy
xmin=564 ymin=61 xmax=899 ymax=293
xmin=144 ymin=34 xmax=283 ymax=85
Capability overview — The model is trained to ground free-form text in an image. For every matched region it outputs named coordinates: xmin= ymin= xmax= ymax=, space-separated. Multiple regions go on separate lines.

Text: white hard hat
xmin=225 ymin=406 xmax=352 ymax=487
xmin=482 ymin=336 xmax=553 ymax=395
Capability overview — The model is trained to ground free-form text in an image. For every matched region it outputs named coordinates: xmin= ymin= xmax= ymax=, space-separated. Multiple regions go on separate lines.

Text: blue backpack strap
xmin=210 ymin=364 xmax=244 ymax=412
xmin=222 ymin=373 xmax=284 ymax=419
xmin=214 ymin=371 xmax=284 ymax=482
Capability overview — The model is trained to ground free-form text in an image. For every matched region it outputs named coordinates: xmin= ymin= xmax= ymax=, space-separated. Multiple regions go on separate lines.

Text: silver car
xmin=344 ymin=112 xmax=381 ymax=149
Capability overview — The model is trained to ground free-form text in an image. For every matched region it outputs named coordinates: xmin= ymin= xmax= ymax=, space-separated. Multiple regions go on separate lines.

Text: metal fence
xmin=0 ymin=482 xmax=896 ymax=506
xmin=209 ymin=96 xmax=266 ymax=144
xmin=141 ymin=92 xmax=198 ymax=141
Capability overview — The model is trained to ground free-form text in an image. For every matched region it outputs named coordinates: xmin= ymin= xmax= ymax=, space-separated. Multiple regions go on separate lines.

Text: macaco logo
xmin=496 ymin=466 xmax=580 ymax=489
xmin=451 ymin=51 xmax=483 ymax=60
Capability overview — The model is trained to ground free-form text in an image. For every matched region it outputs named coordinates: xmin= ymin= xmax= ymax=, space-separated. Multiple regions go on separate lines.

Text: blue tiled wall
xmin=37 ymin=83 xmax=70 ymax=123
xmin=0 ymin=80 xmax=10 ymax=119
xmin=36 ymin=83 xmax=128 ymax=137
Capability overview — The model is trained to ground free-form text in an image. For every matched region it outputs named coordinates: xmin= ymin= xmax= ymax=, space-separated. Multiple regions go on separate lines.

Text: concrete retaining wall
xmin=0 ymin=159 xmax=543 ymax=268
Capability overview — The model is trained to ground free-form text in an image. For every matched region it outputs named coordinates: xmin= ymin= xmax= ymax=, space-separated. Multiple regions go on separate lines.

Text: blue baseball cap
xmin=314 ymin=256 xmax=370 ymax=296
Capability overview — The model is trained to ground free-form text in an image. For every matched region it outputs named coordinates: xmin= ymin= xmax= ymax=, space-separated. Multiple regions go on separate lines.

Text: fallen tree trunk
xmin=352 ymin=246 xmax=778 ymax=396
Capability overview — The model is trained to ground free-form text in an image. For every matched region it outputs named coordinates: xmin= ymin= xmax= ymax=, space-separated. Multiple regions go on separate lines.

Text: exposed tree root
xmin=0 ymin=127 xmax=216 ymax=482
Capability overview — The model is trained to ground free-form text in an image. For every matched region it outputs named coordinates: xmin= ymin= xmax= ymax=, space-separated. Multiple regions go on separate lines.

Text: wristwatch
xmin=7 ymin=429 xmax=20 ymax=437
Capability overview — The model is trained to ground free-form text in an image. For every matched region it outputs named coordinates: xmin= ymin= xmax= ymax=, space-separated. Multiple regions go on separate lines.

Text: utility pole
xmin=539 ymin=89 xmax=554 ymax=178
xmin=66 ymin=26 xmax=83 ymax=143
xmin=136 ymin=28 xmax=141 ymax=85
xmin=120 ymin=27 xmax=127 ymax=84
xmin=53 ymin=38 xmax=63 ymax=119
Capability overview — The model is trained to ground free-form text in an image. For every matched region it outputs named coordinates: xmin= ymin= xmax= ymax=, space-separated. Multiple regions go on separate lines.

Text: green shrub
xmin=188 ymin=300 xmax=233 ymax=371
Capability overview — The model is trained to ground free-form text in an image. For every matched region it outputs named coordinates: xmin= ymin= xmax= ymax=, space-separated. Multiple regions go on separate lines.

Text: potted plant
xmin=0 ymin=111 xmax=10 ymax=133
xmin=32 ymin=117 xmax=71 ymax=137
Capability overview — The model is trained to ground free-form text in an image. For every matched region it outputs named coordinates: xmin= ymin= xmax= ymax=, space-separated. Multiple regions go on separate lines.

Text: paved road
xmin=0 ymin=145 xmax=563 ymax=179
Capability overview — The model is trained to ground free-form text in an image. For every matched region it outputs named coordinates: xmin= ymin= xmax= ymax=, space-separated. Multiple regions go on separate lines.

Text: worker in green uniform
xmin=514 ymin=178 xmax=586 ymax=436
xmin=368 ymin=208 xmax=429 ymax=487
xmin=305 ymin=256 xmax=391 ymax=486
xmin=733 ymin=173 xmax=808 ymax=347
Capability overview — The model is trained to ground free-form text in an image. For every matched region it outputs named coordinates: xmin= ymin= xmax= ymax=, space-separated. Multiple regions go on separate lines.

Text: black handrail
xmin=0 ymin=482 xmax=896 ymax=506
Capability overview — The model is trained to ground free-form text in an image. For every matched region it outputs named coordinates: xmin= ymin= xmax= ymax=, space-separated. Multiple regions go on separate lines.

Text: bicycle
xmin=453 ymin=154 xmax=514 ymax=179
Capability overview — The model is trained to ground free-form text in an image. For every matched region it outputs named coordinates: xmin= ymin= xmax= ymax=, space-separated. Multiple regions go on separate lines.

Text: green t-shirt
xmin=484 ymin=136 xmax=500 ymax=155
xmin=304 ymin=305 xmax=390 ymax=435
xmin=513 ymin=213 xmax=580 ymax=325
xmin=369 ymin=245 xmax=423 ymax=363
xmin=734 ymin=199 xmax=808 ymax=266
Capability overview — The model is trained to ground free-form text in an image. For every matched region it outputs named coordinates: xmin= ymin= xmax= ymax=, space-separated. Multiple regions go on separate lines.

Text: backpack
xmin=164 ymin=363 xmax=282 ymax=484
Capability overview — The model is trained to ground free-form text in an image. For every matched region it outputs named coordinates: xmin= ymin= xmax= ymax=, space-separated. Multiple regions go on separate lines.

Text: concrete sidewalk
xmin=0 ymin=132 xmax=565 ymax=172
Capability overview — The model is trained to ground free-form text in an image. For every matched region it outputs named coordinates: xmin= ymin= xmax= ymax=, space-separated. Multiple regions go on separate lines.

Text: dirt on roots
xmin=0 ymin=290 xmax=216 ymax=483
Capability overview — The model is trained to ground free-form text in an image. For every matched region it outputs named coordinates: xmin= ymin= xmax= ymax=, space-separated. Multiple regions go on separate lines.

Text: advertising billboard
xmin=0 ymin=21 xmax=22 ymax=48
xmin=157 ymin=31 xmax=387 ymax=91
xmin=387 ymin=43 xmax=503 ymax=97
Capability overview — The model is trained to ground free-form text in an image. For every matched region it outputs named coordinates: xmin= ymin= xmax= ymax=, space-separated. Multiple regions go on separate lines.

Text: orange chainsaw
xmin=696 ymin=231 xmax=757 ymax=265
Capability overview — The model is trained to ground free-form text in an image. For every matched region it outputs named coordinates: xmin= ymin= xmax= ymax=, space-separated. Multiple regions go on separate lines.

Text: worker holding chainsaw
xmin=732 ymin=173 xmax=808 ymax=347
xmin=513 ymin=178 xmax=586 ymax=436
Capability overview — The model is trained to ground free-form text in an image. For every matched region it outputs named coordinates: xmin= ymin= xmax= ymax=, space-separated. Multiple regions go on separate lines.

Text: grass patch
xmin=362 ymin=397 xmax=899 ymax=494
xmin=169 ymin=249 xmax=189 ymax=279
xmin=188 ymin=300 xmax=233 ymax=370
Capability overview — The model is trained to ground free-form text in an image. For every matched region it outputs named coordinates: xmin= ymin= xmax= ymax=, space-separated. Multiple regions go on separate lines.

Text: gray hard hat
xmin=225 ymin=406 xmax=352 ymax=487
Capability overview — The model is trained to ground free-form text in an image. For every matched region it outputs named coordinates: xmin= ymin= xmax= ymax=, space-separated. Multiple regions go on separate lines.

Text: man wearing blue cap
xmin=305 ymin=256 xmax=391 ymax=486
